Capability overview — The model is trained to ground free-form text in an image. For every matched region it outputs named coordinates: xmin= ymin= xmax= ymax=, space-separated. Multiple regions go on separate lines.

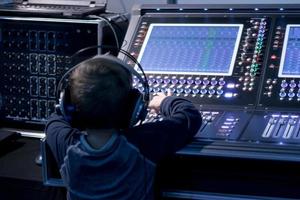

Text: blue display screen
xmin=137 ymin=24 xmax=243 ymax=76
xmin=279 ymin=25 xmax=300 ymax=78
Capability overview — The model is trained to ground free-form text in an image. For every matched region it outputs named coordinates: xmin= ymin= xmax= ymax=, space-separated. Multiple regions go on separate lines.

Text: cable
xmin=88 ymin=15 xmax=120 ymax=50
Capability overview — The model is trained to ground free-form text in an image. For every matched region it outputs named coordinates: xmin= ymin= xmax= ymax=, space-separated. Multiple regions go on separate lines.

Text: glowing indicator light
xmin=279 ymin=8 xmax=284 ymax=11
xmin=204 ymin=8 xmax=208 ymax=11
xmin=229 ymin=8 xmax=233 ymax=11
xmin=226 ymin=83 xmax=235 ymax=89
xmin=254 ymin=8 xmax=259 ymax=11
xmin=224 ymin=92 xmax=233 ymax=98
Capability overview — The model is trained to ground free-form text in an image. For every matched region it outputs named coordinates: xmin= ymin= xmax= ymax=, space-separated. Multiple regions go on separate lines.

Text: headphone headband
xmin=56 ymin=47 xmax=150 ymax=128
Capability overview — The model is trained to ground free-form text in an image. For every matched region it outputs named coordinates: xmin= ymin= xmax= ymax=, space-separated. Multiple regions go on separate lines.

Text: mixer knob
xmin=192 ymin=89 xmax=199 ymax=94
xmin=218 ymin=79 xmax=226 ymax=86
xmin=280 ymin=80 xmax=288 ymax=88
xmin=289 ymin=81 xmax=296 ymax=88
xmin=179 ymin=78 xmax=186 ymax=84
xmin=288 ymin=92 xmax=295 ymax=98
xmin=279 ymin=91 xmax=286 ymax=98
xmin=153 ymin=87 xmax=160 ymax=93
xmin=156 ymin=78 xmax=163 ymax=84
xmin=184 ymin=88 xmax=191 ymax=94
xmin=203 ymin=79 xmax=210 ymax=85
xmin=208 ymin=89 xmax=215 ymax=95
xmin=163 ymin=76 xmax=170 ymax=84
xmin=216 ymin=90 xmax=224 ymax=95
xmin=195 ymin=78 xmax=202 ymax=85
xmin=187 ymin=77 xmax=194 ymax=84
xmin=171 ymin=78 xmax=178 ymax=84
xmin=176 ymin=88 xmax=183 ymax=94
xmin=211 ymin=79 xmax=218 ymax=86
xmin=200 ymin=89 xmax=207 ymax=94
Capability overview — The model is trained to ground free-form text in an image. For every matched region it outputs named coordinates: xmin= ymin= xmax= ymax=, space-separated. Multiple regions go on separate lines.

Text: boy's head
xmin=69 ymin=56 xmax=132 ymax=129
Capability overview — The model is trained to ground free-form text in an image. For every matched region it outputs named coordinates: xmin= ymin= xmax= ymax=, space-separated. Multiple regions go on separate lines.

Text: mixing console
xmin=120 ymin=4 xmax=300 ymax=161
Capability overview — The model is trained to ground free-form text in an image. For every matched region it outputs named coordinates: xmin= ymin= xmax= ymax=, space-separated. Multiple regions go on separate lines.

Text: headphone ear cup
xmin=126 ymin=88 xmax=148 ymax=127
xmin=57 ymin=87 xmax=76 ymax=123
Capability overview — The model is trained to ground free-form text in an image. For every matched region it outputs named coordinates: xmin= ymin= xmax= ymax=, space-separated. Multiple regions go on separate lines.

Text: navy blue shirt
xmin=46 ymin=96 xmax=202 ymax=200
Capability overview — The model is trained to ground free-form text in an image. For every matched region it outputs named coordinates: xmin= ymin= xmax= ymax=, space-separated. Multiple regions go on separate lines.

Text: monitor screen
xmin=279 ymin=25 xmax=300 ymax=78
xmin=137 ymin=23 xmax=243 ymax=76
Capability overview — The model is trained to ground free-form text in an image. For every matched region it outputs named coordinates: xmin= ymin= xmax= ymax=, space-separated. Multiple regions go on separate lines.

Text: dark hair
xmin=69 ymin=57 xmax=132 ymax=129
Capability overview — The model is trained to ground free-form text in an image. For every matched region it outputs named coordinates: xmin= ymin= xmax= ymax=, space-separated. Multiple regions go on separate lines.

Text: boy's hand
xmin=148 ymin=90 xmax=172 ymax=114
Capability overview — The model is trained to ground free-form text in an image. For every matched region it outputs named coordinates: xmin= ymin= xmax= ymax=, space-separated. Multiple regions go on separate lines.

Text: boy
xmin=45 ymin=56 xmax=202 ymax=200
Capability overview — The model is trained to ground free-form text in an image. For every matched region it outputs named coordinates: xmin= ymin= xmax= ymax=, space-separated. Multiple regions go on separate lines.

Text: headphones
xmin=56 ymin=50 xmax=149 ymax=129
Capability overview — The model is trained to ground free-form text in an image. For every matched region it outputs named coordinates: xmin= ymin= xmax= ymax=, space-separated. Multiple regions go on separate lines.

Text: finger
xmin=167 ymin=89 xmax=172 ymax=96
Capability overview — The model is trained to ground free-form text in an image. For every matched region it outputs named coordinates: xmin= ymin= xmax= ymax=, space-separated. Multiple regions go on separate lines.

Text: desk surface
xmin=0 ymin=137 xmax=66 ymax=200
xmin=0 ymin=137 xmax=42 ymax=181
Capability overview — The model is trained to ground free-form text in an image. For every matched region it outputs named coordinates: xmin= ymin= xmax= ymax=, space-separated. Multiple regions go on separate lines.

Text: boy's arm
xmin=123 ymin=96 xmax=202 ymax=163
xmin=45 ymin=113 xmax=80 ymax=166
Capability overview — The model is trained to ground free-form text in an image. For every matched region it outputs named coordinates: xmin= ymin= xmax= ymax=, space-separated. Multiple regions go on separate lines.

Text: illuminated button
xmin=187 ymin=77 xmax=194 ymax=84
xmin=289 ymin=81 xmax=296 ymax=88
xmin=171 ymin=79 xmax=178 ymax=84
xmin=219 ymin=80 xmax=226 ymax=86
xmin=216 ymin=90 xmax=224 ymax=95
xmin=176 ymin=88 xmax=183 ymax=94
xmin=148 ymin=78 xmax=155 ymax=84
xmin=281 ymin=81 xmax=288 ymax=88
xmin=200 ymin=89 xmax=207 ymax=94
xmin=195 ymin=78 xmax=202 ymax=85
xmin=152 ymin=87 xmax=160 ymax=93
xmin=156 ymin=78 xmax=163 ymax=84
xmin=192 ymin=89 xmax=199 ymax=94
xmin=203 ymin=79 xmax=209 ymax=85
xmin=208 ymin=89 xmax=215 ymax=95
xmin=279 ymin=91 xmax=286 ymax=98
xmin=163 ymin=77 xmax=170 ymax=84
xmin=179 ymin=77 xmax=186 ymax=84
xmin=226 ymin=83 xmax=235 ymax=89
xmin=288 ymin=92 xmax=295 ymax=98
xmin=211 ymin=79 xmax=218 ymax=86
xmin=224 ymin=92 xmax=233 ymax=98
xmin=184 ymin=88 xmax=191 ymax=94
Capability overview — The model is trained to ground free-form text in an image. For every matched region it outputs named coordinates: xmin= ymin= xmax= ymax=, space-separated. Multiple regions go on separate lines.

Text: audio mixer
xmin=120 ymin=4 xmax=300 ymax=161
xmin=119 ymin=5 xmax=300 ymax=198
